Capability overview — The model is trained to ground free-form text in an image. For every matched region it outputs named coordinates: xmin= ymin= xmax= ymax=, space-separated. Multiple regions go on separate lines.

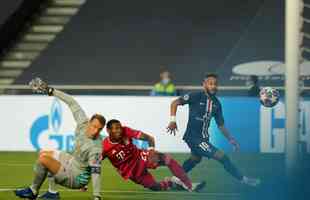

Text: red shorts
xmin=129 ymin=150 xmax=159 ymax=182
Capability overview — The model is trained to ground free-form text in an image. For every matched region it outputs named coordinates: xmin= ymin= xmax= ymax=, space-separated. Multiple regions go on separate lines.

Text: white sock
xmin=48 ymin=174 xmax=58 ymax=194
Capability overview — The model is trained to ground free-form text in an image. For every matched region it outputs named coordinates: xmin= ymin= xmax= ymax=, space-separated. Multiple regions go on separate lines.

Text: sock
xmin=164 ymin=154 xmax=192 ymax=190
xmin=182 ymin=158 xmax=200 ymax=173
xmin=30 ymin=161 xmax=48 ymax=194
xmin=47 ymin=173 xmax=58 ymax=193
xmin=219 ymin=155 xmax=243 ymax=181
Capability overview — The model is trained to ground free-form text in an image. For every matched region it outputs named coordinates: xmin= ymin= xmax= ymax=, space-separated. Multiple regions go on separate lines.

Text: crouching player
xmin=14 ymin=78 xmax=105 ymax=200
xmin=102 ymin=119 xmax=205 ymax=192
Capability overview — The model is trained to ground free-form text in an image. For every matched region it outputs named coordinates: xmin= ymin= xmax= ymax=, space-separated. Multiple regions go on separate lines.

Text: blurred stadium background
xmin=0 ymin=0 xmax=309 ymax=200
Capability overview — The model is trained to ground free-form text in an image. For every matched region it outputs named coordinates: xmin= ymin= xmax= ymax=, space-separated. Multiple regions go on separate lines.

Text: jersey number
xmin=140 ymin=151 xmax=149 ymax=161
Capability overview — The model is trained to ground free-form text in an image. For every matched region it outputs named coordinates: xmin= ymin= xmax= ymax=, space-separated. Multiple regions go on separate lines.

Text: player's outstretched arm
xmin=139 ymin=132 xmax=155 ymax=149
xmin=218 ymin=125 xmax=240 ymax=151
xmin=29 ymin=77 xmax=88 ymax=125
xmin=215 ymin=102 xmax=240 ymax=151
xmin=52 ymin=89 xmax=88 ymax=125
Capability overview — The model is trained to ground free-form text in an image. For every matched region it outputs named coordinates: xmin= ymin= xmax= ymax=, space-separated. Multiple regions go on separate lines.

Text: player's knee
xmin=39 ymin=150 xmax=46 ymax=157
xmin=38 ymin=155 xmax=47 ymax=165
xmin=217 ymin=154 xmax=230 ymax=165
xmin=213 ymin=150 xmax=225 ymax=161
xmin=39 ymin=150 xmax=53 ymax=159
xmin=38 ymin=153 xmax=52 ymax=167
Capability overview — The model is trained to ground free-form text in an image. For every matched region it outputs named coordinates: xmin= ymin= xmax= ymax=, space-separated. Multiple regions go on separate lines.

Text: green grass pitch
xmin=0 ymin=152 xmax=291 ymax=200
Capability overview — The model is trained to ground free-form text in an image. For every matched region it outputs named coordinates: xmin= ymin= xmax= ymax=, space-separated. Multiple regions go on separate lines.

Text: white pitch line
xmin=0 ymin=163 xmax=32 ymax=166
xmin=0 ymin=188 xmax=240 ymax=196
xmin=0 ymin=188 xmax=15 ymax=191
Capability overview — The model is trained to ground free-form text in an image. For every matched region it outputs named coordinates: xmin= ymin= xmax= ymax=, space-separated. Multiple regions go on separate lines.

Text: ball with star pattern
xmin=259 ymin=87 xmax=280 ymax=108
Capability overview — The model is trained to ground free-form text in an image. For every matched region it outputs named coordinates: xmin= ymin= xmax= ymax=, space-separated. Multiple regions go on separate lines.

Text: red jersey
xmin=102 ymin=126 xmax=148 ymax=180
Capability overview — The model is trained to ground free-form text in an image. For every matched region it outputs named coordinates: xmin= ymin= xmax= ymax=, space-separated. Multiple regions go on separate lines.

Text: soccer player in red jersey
xmin=102 ymin=119 xmax=205 ymax=191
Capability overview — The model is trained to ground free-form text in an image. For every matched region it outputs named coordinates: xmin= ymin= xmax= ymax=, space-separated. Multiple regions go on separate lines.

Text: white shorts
xmin=50 ymin=150 xmax=82 ymax=189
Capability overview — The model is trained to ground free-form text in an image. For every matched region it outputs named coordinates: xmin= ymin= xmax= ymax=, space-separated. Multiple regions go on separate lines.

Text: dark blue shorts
xmin=185 ymin=140 xmax=219 ymax=159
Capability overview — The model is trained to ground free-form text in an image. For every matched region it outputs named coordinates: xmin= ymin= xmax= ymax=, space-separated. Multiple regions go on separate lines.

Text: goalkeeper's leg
xmin=15 ymin=150 xmax=61 ymax=199
xmin=37 ymin=173 xmax=60 ymax=200
xmin=37 ymin=150 xmax=88 ymax=199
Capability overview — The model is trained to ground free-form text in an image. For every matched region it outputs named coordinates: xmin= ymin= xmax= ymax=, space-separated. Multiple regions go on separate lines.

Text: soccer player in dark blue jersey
xmin=167 ymin=73 xmax=260 ymax=186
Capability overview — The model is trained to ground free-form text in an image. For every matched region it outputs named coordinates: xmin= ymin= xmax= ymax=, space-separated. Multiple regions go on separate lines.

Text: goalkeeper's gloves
xmin=76 ymin=170 xmax=91 ymax=186
xmin=29 ymin=77 xmax=54 ymax=96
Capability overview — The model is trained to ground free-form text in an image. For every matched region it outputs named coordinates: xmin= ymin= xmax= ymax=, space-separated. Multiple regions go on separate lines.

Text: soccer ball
xmin=259 ymin=87 xmax=280 ymax=107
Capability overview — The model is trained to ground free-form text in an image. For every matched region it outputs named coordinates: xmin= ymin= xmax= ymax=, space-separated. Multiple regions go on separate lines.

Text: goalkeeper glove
xmin=29 ymin=77 xmax=54 ymax=96
xmin=76 ymin=170 xmax=91 ymax=186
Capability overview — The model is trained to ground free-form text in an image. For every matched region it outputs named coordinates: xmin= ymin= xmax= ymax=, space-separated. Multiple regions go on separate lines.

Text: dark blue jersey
xmin=178 ymin=91 xmax=224 ymax=144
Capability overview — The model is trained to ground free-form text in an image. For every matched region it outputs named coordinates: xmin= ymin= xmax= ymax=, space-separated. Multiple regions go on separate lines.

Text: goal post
xmin=285 ymin=0 xmax=301 ymax=176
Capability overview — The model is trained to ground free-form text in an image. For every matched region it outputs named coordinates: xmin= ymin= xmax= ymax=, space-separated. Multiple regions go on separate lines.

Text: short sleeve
xmin=214 ymin=101 xmax=224 ymax=127
xmin=123 ymin=126 xmax=142 ymax=139
xmin=178 ymin=92 xmax=195 ymax=105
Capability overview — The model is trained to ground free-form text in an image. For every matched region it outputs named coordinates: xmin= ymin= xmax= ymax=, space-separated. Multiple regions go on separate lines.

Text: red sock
xmin=164 ymin=154 xmax=192 ymax=190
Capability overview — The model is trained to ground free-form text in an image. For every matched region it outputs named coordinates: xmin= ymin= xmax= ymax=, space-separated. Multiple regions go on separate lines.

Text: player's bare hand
xmin=29 ymin=77 xmax=54 ymax=95
xmin=229 ymin=138 xmax=240 ymax=152
xmin=167 ymin=122 xmax=178 ymax=136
